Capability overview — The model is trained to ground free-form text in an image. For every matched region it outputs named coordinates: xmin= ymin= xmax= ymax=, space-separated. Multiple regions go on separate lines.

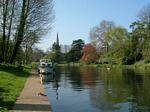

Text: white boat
xmin=38 ymin=59 xmax=54 ymax=75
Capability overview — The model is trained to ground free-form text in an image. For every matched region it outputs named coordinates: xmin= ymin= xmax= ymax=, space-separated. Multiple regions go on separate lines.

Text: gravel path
xmin=10 ymin=70 xmax=52 ymax=112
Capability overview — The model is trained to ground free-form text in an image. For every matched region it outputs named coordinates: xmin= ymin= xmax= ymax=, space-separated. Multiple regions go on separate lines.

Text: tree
xmin=90 ymin=22 xmax=129 ymax=64
xmin=52 ymin=42 xmax=61 ymax=62
xmin=105 ymin=27 xmax=129 ymax=61
xmin=0 ymin=0 xmax=55 ymax=64
xmin=122 ymin=4 xmax=150 ymax=65
xmin=89 ymin=20 xmax=115 ymax=52
xmin=10 ymin=0 xmax=30 ymax=63
xmin=44 ymin=51 xmax=54 ymax=60
xmin=81 ymin=44 xmax=97 ymax=64
xmin=138 ymin=4 xmax=150 ymax=22
xmin=137 ymin=4 xmax=150 ymax=63
xmin=22 ymin=31 xmax=39 ymax=64
xmin=67 ymin=39 xmax=85 ymax=62
xmin=10 ymin=0 xmax=54 ymax=63
xmin=31 ymin=48 xmax=45 ymax=62
xmin=51 ymin=33 xmax=62 ymax=63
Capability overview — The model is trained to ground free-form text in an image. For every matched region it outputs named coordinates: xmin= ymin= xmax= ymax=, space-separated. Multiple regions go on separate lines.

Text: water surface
xmin=45 ymin=66 xmax=150 ymax=112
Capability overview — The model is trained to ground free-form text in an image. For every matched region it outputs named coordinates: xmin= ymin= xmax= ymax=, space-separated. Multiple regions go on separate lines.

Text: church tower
xmin=56 ymin=32 xmax=59 ymax=46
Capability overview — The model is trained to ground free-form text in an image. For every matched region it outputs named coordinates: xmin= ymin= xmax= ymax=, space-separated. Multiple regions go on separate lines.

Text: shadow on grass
xmin=0 ymin=100 xmax=14 ymax=110
xmin=0 ymin=88 xmax=5 ymax=101
xmin=12 ymin=103 xmax=52 ymax=111
xmin=0 ymin=65 xmax=30 ymax=77
xmin=0 ymin=87 xmax=16 ymax=110
xmin=0 ymin=100 xmax=52 ymax=111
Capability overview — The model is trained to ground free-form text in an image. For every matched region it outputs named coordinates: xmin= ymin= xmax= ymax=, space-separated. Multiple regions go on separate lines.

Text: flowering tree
xmin=81 ymin=44 xmax=97 ymax=64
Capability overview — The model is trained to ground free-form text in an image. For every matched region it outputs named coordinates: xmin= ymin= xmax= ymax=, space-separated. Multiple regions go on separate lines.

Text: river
xmin=45 ymin=66 xmax=150 ymax=112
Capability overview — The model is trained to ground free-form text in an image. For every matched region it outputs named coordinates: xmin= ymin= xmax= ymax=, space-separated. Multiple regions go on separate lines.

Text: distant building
xmin=60 ymin=45 xmax=71 ymax=53
xmin=52 ymin=32 xmax=61 ymax=51
xmin=53 ymin=32 xmax=71 ymax=53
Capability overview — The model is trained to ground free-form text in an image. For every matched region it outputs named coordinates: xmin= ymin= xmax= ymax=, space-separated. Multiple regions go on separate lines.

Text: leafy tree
xmin=137 ymin=4 xmax=150 ymax=63
xmin=14 ymin=47 xmax=25 ymax=66
xmin=90 ymin=20 xmax=115 ymax=52
xmin=67 ymin=39 xmax=85 ymax=62
xmin=52 ymin=42 xmax=61 ymax=63
xmin=44 ymin=51 xmax=54 ymax=60
xmin=130 ymin=22 xmax=146 ymax=63
xmin=81 ymin=44 xmax=97 ymax=64
xmin=138 ymin=4 xmax=150 ymax=23
xmin=123 ymin=4 xmax=150 ymax=64
xmin=31 ymin=48 xmax=45 ymax=62
xmin=0 ymin=0 xmax=55 ymax=64
xmin=104 ymin=27 xmax=129 ymax=63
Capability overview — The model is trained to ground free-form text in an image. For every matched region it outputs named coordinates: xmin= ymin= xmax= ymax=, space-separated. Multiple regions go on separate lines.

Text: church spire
xmin=56 ymin=32 xmax=59 ymax=45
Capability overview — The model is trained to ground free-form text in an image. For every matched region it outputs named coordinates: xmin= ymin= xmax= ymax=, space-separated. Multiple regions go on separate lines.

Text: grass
xmin=0 ymin=65 xmax=31 ymax=112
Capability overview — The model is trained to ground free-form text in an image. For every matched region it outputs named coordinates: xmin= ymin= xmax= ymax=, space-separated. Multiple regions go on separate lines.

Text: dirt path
xmin=10 ymin=70 xmax=52 ymax=112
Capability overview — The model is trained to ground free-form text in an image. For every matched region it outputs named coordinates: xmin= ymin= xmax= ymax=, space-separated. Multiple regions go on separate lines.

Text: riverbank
xmin=10 ymin=70 xmax=52 ymax=112
xmin=0 ymin=65 xmax=31 ymax=112
xmin=57 ymin=61 xmax=150 ymax=71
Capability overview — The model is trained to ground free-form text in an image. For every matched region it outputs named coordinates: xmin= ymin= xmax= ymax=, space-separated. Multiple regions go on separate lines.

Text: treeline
xmin=0 ymin=0 xmax=54 ymax=64
xmin=89 ymin=4 xmax=150 ymax=65
xmin=44 ymin=38 xmax=85 ymax=63
xmin=45 ymin=4 xmax=150 ymax=65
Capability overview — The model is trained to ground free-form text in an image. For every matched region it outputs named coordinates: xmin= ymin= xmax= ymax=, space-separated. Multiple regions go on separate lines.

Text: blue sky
xmin=37 ymin=0 xmax=150 ymax=51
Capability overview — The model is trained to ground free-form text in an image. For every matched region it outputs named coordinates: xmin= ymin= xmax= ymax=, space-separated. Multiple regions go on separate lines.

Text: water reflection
xmin=45 ymin=66 xmax=150 ymax=112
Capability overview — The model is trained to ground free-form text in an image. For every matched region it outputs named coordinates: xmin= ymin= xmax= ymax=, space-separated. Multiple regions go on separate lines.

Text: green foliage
xmin=0 ymin=0 xmax=54 ymax=64
xmin=89 ymin=20 xmax=115 ymax=51
xmin=30 ymin=62 xmax=38 ymax=69
xmin=51 ymin=42 xmax=62 ymax=63
xmin=67 ymin=39 xmax=85 ymax=62
xmin=125 ymin=21 xmax=149 ymax=64
xmin=98 ymin=27 xmax=129 ymax=64
xmin=14 ymin=47 xmax=25 ymax=66
xmin=88 ymin=4 xmax=150 ymax=66
xmin=98 ymin=21 xmax=150 ymax=65
xmin=44 ymin=52 xmax=54 ymax=60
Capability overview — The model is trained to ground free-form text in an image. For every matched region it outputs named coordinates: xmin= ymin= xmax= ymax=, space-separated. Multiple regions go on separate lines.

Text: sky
xmin=37 ymin=0 xmax=150 ymax=51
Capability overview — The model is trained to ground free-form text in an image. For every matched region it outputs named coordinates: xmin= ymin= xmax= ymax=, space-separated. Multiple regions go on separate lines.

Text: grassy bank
xmin=0 ymin=65 xmax=31 ymax=112
xmin=57 ymin=61 xmax=150 ymax=71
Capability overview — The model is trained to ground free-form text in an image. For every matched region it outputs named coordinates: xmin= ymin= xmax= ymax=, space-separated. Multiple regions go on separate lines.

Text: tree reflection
xmin=89 ymin=68 xmax=150 ymax=111
xmin=79 ymin=67 xmax=97 ymax=87
xmin=49 ymin=66 xmax=150 ymax=111
xmin=68 ymin=66 xmax=83 ymax=89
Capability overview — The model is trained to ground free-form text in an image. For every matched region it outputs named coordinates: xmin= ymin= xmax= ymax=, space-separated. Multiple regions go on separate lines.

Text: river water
xmin=45 ymin=66 xmax=150 ymax=112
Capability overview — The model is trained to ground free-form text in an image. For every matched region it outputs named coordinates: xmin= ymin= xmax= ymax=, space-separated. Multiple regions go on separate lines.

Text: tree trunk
xmin=5 ymin=0 xmax=15 ymax=62
xmin=1 ymin=0 xmax=9 ymax=62
xmin=10 ymin=0 xmax=29 ymax=64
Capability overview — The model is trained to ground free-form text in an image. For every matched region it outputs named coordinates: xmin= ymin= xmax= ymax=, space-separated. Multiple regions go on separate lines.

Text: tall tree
xmin=10 ymin=0 xmax=30 ymax=63
xmin=138 ymin=4 xmax=150 ymax=63
xmin=52 ymin=33 xmax=61 ymax=62
xmin=81 ymin=44 xmax=97 ymax=64
xmin=138 ymin=4 xmax=150 ymax=22
xmin=90 ymin=20 xmax=115 ymax=52
xmin=67 ymin=39 xmax=85 ymax=62
xmin=128 ymin=21 xmax=145 ymax=63
xmin=103 ymin=27 xmax=130 ymax=64
xmin=0 ymin=0 xmax=55 ymax=63
xmin=1 ymin=0 xmax=9 ymax=62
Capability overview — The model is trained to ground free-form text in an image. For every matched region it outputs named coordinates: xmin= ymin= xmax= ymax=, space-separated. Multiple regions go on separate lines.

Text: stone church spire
xmin=56 ymin=32 xmax=59 ymax=45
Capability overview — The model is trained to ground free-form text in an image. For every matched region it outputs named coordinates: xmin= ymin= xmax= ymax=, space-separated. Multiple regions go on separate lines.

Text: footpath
xmin=10 ymin=70 xmax=52 ymax=112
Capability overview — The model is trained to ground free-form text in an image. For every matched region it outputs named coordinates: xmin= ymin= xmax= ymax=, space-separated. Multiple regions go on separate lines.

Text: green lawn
xmin=0 ymin=65 xmax=30 ymax=112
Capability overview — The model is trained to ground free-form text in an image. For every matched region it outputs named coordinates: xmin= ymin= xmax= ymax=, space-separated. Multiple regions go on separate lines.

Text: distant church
xmin=56 ymin=32 xmax=59 ymax=47
xmin=54 ymin=32 xmax=71 ymax=53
